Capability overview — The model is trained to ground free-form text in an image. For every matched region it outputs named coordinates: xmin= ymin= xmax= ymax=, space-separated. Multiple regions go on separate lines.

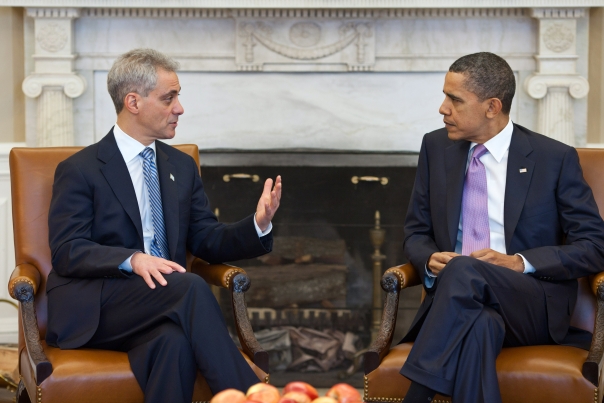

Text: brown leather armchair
xmin=8 ymin=146 xmax=269 ymax=403
xmin=363 ymin=148 xmax=604 ymax=403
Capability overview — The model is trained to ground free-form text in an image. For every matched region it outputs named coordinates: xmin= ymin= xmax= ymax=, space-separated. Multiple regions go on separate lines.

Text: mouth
xmin=443 ymin=120 xmax=455 ymax=127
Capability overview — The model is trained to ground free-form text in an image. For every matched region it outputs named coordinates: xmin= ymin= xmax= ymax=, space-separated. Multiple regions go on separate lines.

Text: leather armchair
xmin=8 ymin=146 xmax=268 ymax=403
xmin=363 ymin=148 xmax=604 ymax=403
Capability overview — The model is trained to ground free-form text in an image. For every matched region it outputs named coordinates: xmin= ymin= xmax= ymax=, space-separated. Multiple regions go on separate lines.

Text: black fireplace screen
xmin=201 ymin=165 xmax=422 ymax=387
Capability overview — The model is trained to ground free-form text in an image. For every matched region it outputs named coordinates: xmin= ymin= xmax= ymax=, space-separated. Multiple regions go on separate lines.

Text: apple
xmin=283 ymin=382 xmax=319 ymax=401
xmin=311 ymin=398 xmax=338 ymax=403
xmin=326 ymin=383 xmax=362 ymax=403
xmin=278 ymin=391 xmax=312 ymax=403
xmin=210 ymin=389 xmax=246 ymax=403
xmin=246 ymin=383 xmax=281 ymax=403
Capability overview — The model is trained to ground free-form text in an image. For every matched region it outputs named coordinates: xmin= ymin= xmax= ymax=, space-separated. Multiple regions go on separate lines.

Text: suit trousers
xmin=400 ymin=256 xmax=551 ymax=403
xmin=84 ymin=272 xmax=259 ymax=403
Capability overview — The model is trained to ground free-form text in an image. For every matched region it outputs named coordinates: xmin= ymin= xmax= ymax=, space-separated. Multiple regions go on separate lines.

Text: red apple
xmin=278 ymin=391 xmax=312 ymax=403
xmin=210 ymin=389 xmax=246 ymax=403
xmin=246 ymin=383 xmax=281 ymax=403
xmin=311 ymin=398 xmax=338 ymax=403
xmin=283 ymin=382 xmax=319 ymax=401
xmin=326 ymin=383 xmax=362 ymax=403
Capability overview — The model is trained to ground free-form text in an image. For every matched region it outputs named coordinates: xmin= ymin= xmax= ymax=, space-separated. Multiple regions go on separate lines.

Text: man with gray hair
xmin=45 ymin=48 xmax=282 ymax=403
xmin=400 ymin=52 xmax=604 ymax=403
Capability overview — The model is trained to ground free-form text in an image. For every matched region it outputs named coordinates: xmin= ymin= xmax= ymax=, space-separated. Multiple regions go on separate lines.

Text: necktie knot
xmin=140 ymin=147 xmax=154 ymax=161
xmin=472 ymin=144 xmax=488 ymax=161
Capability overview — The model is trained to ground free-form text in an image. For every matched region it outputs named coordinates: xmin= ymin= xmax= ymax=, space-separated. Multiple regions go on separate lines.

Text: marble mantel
xmin=2 ymin=0 xmax=595 ymax=151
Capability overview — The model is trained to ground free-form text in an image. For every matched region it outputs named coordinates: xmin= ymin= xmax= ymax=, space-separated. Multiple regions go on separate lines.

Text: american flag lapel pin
xmin=519 ymin=168 xmax=527 ymax=173
xmin=170 ymin=173 xmax=175 ymax=181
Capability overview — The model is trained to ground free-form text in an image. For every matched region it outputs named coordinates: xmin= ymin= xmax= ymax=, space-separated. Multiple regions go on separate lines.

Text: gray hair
xmin=449 ymin=52 xmax=515 ymax=115
xmin=107 ymin=48 xmax=180 ymax=114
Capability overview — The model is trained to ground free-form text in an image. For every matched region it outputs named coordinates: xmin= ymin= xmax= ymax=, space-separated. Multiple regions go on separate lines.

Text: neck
xmin=477 ymin=115 xmax=510 ymax=144
xmin=116 ymin=115 xmax=154 ymax=146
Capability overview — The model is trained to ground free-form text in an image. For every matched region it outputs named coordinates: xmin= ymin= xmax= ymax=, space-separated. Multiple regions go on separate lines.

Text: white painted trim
xmin=586 ymin=143 xmax=604 ymax=148
xmin=0 ymin=317 xmax=18 ymax=334
xmin=0 ymin=0 xmax=602 ymax=8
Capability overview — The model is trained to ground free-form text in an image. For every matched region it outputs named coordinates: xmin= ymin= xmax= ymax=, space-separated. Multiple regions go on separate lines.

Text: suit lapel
xmin=98 ymin=130 xmax=144 ymax=243
xmin=503 ymin=126 xmax=535 ymax=251
xmin=155 ymin=143 xmax=179 ymax=260
xmin=445 ymin=140 xmax=471 ymax=251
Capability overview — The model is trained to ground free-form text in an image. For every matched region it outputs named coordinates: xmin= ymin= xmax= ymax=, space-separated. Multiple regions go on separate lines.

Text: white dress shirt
xmin=113 ymin=124 xmax=271 ymax=271
xmin=425 ymin=120 xmax=535 ymax=287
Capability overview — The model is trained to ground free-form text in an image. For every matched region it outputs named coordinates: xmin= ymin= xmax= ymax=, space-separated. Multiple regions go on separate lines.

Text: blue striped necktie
xmin=140 ymin=147 xmax=170 ymax=260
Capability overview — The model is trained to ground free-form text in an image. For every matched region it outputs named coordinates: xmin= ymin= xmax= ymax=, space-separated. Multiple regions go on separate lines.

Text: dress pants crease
xmin=400 ymin=256 xmax=551 ymax=403
xmin=85 ymin=272 xmax=259 ymax=403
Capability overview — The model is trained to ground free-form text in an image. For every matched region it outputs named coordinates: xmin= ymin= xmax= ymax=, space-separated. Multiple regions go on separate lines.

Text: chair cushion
xmin=20 ymin=342 xmax=266 ymax=403
xmin=364 ymin=343 xmax=596 ymax=403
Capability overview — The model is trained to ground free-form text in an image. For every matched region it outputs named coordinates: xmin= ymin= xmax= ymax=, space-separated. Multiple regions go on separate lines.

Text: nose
xmin=439 ymin=98 xmax=450 ymax=116
xmin=173 ymin=98 xmax=184 ymax=116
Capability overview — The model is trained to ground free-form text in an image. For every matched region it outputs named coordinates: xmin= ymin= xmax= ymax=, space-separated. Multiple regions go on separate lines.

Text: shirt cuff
xmin=424 ymin=265 xmax=436 ymax=288
xmin=119 ymin=254 xmax=134 ymax=273
xmin=254 ymin=213 xmax=272 ymax=237
xmin=516 ymin=253 xmax=536 ymax=274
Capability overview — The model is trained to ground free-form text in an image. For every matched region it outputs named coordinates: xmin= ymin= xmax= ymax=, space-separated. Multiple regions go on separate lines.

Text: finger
xmin=142 ymin=272 xmax=156 ymax=289
xmin=156 ymin=265 xmax=175 ymax=274
xmin=151 ymin=270 xmax=168 ymax=286
xmin=262 ymin=178 xmax=274 ymax=196
xmin=165 ymin=261 xmax=187 ymax=273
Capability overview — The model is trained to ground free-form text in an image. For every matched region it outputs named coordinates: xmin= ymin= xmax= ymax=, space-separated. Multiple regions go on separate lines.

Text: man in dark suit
xmin=46 ymin=49 xmax=282 ymax=403
xmin=400 ymin=52 xmax=604 ymax=403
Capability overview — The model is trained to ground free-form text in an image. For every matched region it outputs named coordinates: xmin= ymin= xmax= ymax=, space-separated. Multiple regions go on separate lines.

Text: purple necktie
xmin=461 ymin=144 xmax=490 ymax=255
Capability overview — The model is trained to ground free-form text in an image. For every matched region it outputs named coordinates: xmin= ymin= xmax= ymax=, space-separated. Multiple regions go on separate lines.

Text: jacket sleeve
xmin=49 ymin=159 xmax=138 ymax=278
xmin=521 ymin=147 xmax=604 ymax=280
xmin=184 ymin=156 xmax=272 ymax=263
xmin=403 ymin=135 xmax=441 ymax=285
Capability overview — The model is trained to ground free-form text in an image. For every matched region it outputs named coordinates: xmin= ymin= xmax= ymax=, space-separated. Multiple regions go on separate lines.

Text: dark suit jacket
xmin=402 ymin=123 xmax=604 ymax=346
xmin=46 ymin=130 xmax=272 ymax=349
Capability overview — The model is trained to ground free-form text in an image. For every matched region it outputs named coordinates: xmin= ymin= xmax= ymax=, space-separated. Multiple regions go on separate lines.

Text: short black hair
xmin=449 ymin=52 xmax=515 ymax=114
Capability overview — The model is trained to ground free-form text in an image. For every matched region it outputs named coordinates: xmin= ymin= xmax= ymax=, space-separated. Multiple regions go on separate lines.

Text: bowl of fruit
xmin=210 ymin=381 xmax=363 ymax=403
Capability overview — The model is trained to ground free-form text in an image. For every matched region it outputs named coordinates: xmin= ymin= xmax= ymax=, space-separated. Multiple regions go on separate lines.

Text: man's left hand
xmin=256 ymin=175 xmax=282 ymax=232
xmin=470 ymin=248 xmax=524 ymax=272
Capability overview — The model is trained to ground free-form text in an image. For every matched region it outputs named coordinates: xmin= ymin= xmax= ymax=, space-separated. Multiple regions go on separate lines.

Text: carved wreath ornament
xmin=543 ymin=23 xmax=574 ymax=53
xmin=36 ymin=22 xmax=68 ymax=52
xmin=239 ymin=21 xmax=372 ymax=62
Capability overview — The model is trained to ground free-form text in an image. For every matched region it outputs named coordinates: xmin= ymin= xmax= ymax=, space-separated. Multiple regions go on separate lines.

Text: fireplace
xmin=201 ymin=154 xmax=422 ymax=387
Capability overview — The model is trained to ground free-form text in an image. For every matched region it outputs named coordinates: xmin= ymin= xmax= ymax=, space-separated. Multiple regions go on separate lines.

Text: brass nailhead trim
xmin=385 ymin=269 xmax=405 ymax=289
xmin=265 ymin=375 xmax=270 ymax=383
xmin=225 ymin=269 xmax=244 ymax=288
xmin=37 ymin=385 xmax=42 ymax=402
xmin=594 ymin=387 xmax=598 ymax=403
xmin=9 ymin=278 xmax=35 ymax=299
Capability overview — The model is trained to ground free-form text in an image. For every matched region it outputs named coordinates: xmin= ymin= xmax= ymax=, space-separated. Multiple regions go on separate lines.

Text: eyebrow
xmin=161 ymin=89 xmax=180 ymax=98
xmin=444 ymin=91 xmax=463 ymax=102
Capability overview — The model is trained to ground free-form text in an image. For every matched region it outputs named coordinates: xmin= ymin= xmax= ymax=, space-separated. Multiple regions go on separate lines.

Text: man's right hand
xmin=427 ymin=251 xmax=461 ymax=275
xmin=131 ymin=252 xmax=186 ymax=289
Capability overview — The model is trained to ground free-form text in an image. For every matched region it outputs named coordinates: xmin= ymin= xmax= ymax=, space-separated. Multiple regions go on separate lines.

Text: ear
xmin=123 ymin=93 xmax=141 ymax=115
xmin=485 ymin=97 xmax=503 ymax=119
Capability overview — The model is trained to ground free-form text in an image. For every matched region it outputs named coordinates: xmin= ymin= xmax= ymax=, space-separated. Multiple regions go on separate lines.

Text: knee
xmin=437 ymin=256 xmax=476 ymax=284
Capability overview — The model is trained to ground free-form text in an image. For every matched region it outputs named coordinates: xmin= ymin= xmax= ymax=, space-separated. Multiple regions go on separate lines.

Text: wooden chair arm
xmin=190 ymin=258 xmax=269 ymax=373
xmin=8 ymin=263 xmax=41 ymax=299
xmin=365 ymin=263 xmax=421 ymax=374
xmin=190 ymin=259 xmax=245 ymax=289
xmin=584 ymin=276 xmax=604 ymax=386
xmin=8 ymin=263 xmax=52 ymax=385
xmin=384 ymin=263 xmax=422 ymax=290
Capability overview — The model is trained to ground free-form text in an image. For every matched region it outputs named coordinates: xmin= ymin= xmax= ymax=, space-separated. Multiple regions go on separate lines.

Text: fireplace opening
xmin=202 ymin=162 xmax=422 ymax=387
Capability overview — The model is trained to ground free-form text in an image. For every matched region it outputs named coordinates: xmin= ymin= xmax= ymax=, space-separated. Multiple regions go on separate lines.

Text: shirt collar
xmin=470 ymin=119 xmax=513 ymax=163
xmin=113 ymin=123 xmax=156 ymax=163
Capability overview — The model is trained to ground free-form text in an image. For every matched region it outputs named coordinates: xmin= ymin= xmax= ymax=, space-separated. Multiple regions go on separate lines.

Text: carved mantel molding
xmin=523 ymin=7 xmax=588 ymax=146
xmin=0 ymin=0 xmax=603 ymax=7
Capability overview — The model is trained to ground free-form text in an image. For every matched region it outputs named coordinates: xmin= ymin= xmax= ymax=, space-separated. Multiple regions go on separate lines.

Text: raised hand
xmin=131 ymin=252 xmax=187 ymax=289
xmin=255 ymin=175 xmax=282 ymax=232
